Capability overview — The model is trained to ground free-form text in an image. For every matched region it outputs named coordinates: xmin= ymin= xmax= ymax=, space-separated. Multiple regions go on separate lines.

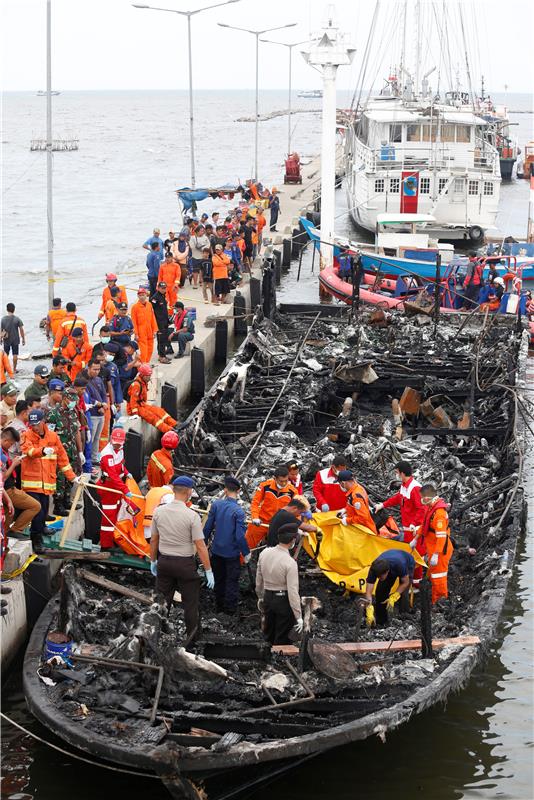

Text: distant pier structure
xmin=30 ymin=137 xmax=79 ymax=151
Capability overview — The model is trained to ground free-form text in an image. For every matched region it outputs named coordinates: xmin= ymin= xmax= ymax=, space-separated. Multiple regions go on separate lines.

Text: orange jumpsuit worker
xmin=0 ymin=351 xmax=14 ymax=384
xmin=158 ymin=254 xmax=180 ymax=311
xmin=337 ymin=470 xmax=377 ymax=533
xmin=98 ymin=274 xmax=128 ymax=321
xmin=45 ymin=298 xmax=67 ymax=340
xmin=131 ymin=288 xmax=158 ymax=363
xmin=245 ymin=466 xmax=297 ymax=549
xmin=52 ymin=303 xmax=89 ymax=355
xmin=63 ymin=329 xmax=93 ymax=381
xmin=20 ymin=408 xmax=78 ymax=553
xmin=146 ymin=431 xmax=179 ymax=488
xmin=417 ymin=483 xmax=454 ymax=603
xmin=126 ymin=364 xmax=178 ymax=434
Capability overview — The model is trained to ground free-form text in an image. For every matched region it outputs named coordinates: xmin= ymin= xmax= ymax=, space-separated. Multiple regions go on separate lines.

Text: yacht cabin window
xmin=483 ymin=182 xmax=494 ymax=196
xmin=389 ymin=124 xmax=402 ymax=142
xmin=375 ymin=178 xmax=385 ymax=193
xmin=455 ymin=125 xmax=471 ymax=143
xmin=389 ymin=177 xmax=400 ymax=193
xmin=407 ymin=124 xmax=421 ymax=142
xmin=420 ymin=177 xmax=431 ymax=194
xmin=468 ymin=180 xmax=479 ymax=196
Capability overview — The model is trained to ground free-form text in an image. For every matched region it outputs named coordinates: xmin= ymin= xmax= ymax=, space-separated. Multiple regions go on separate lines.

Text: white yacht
xmin=343 ymin=3 xmax=501 ymax=246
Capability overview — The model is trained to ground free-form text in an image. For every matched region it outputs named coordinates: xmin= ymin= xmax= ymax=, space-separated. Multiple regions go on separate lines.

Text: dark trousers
xmin=174 ymin=331 xmax=194 ymax=355
xmin=148 ymin=275 xmax=158 ymax=295
xmin=156 ymin=554 xmax=201 ymax=638
xmin=463 ymin=283 xmax=480 ymax=308
xmin=269 ymin=211 xmax=279 ymax=231
xmin=211 ymin=553 xmax=241 ymax=612
xmin=264 ymin=589 xmax=296 ymax=645
xmin=156 ymin=328 xmax=170 ymax=357
xmin=27 ymin=492 xmax=50 ymax=536
xmin=374 ymin=574 xmax=397 ymax=625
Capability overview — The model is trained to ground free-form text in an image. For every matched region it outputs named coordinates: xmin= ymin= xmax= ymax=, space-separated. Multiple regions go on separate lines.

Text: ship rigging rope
xmin=0 ymin=712 xmax=159 ymax=779
xmin=235 ymin=312 xmax=321 ymax=478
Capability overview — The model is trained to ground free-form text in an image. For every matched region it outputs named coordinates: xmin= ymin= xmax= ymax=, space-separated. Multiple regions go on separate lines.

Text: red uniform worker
xmin=313 ymin=456 xmax=348 ymax=512
xmin=286 ymin=460 xmax=303 ymax=495
xmin=96 ymin=428 xmax=136 ymax=549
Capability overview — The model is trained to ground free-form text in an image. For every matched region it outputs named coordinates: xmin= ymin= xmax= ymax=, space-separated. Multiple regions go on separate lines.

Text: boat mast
xmin=399 ymin=0 xmax=407 ymax=89
xmin=458 ymin=4 xmax=476 ymax=114
xmin=414 ymin=0 xmax=421 ymax=98
xmin=46 ymin=0 xmax=54 ymax=309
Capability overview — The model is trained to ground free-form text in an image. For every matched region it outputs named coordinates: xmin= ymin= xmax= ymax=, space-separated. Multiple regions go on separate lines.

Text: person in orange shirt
xmin=45 ymin=298 xmax=67 ymax=341
xmin=98 ymin=274 xmax=128 ymax=321
xmin=212 ymin=244 xmax=231 ymax=305
xmin=158 ymin=253 xmax=180 ymax=311
xmin=63 ymin=328 xmax=93 ymax=381
xmin=245 ymin=466 xmax=297 ymax=549
xmin=416 ymin=484 xmax=454 ymax=603
xmin=52 ymin=303 xmax=89 ymax=355
xmin=146 ymin=431 xmax=179 ymax=488
xmin=126 ymin=364 xmax=178 ymax=434
xmin=131 ymin=287 xmax=158 ymax=363
xmin=337 ymin=470 xmax=377 ymax=533
xmin=0 ymin=351 xmax=14 ymax=385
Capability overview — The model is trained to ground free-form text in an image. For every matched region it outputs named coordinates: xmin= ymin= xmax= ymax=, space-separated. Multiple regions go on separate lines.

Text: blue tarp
xmin=176 ymin=185 xmax=243 ymax=211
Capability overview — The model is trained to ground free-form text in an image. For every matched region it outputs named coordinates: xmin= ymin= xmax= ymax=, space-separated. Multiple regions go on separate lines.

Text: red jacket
xmin=97 ymin=443 xmax=129 ymax=495
xmin=383 ymin=477 xmax=425 ymax=531
xmin=313 ymin=467 xmax=346 ymax=511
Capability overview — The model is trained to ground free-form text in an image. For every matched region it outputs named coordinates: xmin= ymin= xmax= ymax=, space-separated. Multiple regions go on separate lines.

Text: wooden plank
xmin=272 ymin=635 xmax=480 ymax=656
xmin=41 ymin=551 xmax=111 ymax=561
xmin=78 ymin=568 xmax=153 ymax=605
xmin=59 ymin=480 xmax=84 ymax=547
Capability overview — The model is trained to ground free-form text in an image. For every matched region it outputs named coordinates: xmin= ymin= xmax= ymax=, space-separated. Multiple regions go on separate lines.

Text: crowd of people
xmin=147 ymin=457 xmax=452 ymax=647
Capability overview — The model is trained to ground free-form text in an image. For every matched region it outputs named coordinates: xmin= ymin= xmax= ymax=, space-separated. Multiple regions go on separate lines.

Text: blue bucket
xmin=44 ymin=633 xmax=73 ymax=662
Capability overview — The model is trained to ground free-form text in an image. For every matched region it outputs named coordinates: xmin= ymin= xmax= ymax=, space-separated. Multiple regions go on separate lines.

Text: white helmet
xmin=494 ymin=277 xmax=505 ymax=287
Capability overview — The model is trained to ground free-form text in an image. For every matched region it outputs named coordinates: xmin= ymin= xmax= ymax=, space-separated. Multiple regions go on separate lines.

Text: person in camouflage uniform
xmin=46 ymin=387 xmax=83 ymax=515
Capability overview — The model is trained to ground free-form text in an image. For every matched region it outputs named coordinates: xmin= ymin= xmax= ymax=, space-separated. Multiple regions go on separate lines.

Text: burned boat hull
xmin=23 ymin=303 xmax=528 ymax=799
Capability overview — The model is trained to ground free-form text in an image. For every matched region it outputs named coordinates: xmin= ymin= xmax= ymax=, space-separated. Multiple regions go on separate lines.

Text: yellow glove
xmin=365 ymin=604 xmax=375 ymax=627
xmin=384 ymin=591 xmax=401 ymax=609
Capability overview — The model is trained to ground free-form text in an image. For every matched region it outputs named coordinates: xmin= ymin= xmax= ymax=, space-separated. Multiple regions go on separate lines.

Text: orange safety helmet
xmin=138 ymin=363 xmax=153 ymax=377
xmin=110 ymin=427 xmax=126 ymax=445
xmin=161 ymin=431 xmax=179 ymax=449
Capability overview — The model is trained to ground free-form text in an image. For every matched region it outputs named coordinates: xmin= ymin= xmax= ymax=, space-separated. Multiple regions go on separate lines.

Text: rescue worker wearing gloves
xmin=150 ymin=476 xmax=214 ymax=644
xmin=363 ymin=549 xmax=416 ymax=627
xmin=146 ymin=431 xmax=178 ymax=488
xmin=256 ymin=525 xmax=303 ymax=645
xmin=245 ymin=465 xmax=297 ymax=550
xmin=374 ymin=460 xmax=426 ymax=586
xmin=96 ymin=427 xmax=137 ymax=550
xmin=20 ymin=408 xmax=79 ymax=553
xmin=337 ymin=470 xmax=377 ymax=533
xmin=203 ymin=475 xmax=250 ymax=614
xmin=313 ymin=455 xmax=348 ymax=512
xmin=416 ymin=483 xmax=454 ymax=603
xmin=131 ymin=287 xmax=158 ymax=363
xmin=98 ymin=274 xmax=127 ymax=321
xmin=126 ymin=364 xmax=179 ymax=434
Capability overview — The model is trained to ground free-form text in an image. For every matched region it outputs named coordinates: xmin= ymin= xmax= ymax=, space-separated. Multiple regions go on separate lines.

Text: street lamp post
xmin=132 ymin=1 xmax=240 ymax=188
xmin=259 ymin=38 xmax=307 ymax=157
xmin=46 ymin=0 xmax=54 ymax=309
xmin=217 ymin=22 xmax=297 ymax=180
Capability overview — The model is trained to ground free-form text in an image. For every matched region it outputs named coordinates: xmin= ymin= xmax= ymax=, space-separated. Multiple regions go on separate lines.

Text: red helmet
xmin=110 ymin=427 xmax=126 ymax=444
xmin=138 ymin=364 xmax=152 ymax=377
xmin=105 ymin=273 xmax=118 ymax=281
xmin=161 ymin=431 xmax=179 ymax=449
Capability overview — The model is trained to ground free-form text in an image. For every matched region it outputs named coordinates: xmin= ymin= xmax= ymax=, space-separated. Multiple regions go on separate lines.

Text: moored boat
xmin=23 ymin=302 xmax=527 ymax=799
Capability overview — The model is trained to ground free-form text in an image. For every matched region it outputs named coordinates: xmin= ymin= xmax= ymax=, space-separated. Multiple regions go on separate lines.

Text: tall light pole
xmin=46 ymin=0 xmax=54 ymax=308
xmin=260 ymin=38 xmax=307 ymax=157
xmin=302 ymin=15 xmax=355 ymax=272
xmin=217 ymin=22 xmax=297 ymax=180
xmin=132 ymin=1 xmax=241 ymax=188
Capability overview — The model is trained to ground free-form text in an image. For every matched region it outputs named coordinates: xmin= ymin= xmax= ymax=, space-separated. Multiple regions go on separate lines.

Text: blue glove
xmin=125 ymin=492 xmax=133 ymax=498
xmin=321 ymin=504 xmax=330 ymax=512
xmin=150 ymin=561 xmax=157 ymax=577
xmin=205 ymin=569 xmax=215 ymax=590
xmin=302 ymin=510 xmax=313 ymax=520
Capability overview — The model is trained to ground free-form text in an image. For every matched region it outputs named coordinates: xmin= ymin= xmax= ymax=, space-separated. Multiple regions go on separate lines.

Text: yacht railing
xmin=353 ymin=139 xmax=498 ymax=175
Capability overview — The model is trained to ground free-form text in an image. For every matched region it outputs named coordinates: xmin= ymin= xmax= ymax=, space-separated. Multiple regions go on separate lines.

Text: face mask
xmin=101 ymin=337 xmax=111 ymax=344
xmin=275 ymin=481 xmax=287 ymax=490
xmin=105 ymin=354 xmax=114 ymax=362
xmin=67 ymin=401 xmax=77 ymax=410
xmin=421 ymin=496 xmax=436 ymax=506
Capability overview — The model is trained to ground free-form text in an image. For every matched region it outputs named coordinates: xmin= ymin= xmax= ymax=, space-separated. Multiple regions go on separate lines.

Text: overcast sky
xmin=2 ymin=0 xmax=533 ymax=94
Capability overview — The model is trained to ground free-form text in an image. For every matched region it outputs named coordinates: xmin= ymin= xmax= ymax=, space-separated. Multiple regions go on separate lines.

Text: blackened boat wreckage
xmin=24 ymin=297 xmax=528 ymax=800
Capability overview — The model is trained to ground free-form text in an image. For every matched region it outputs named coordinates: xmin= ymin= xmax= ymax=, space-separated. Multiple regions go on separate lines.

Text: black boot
xmin=31 ymin=533 xmax=45 ymax=554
